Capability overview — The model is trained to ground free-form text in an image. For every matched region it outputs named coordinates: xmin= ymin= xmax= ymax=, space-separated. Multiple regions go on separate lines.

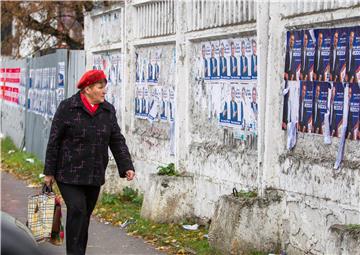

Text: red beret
xmin=77 ymin=70 xmax=107 ymax=89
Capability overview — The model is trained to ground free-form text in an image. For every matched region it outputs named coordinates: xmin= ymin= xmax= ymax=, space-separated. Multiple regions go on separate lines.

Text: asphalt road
xmin=1 ymin=171 xmax=165 ymax=255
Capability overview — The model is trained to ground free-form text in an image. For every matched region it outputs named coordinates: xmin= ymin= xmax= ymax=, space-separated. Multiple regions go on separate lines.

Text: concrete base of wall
xmin=326 ymin=224 xmax=360 ymax=255
xmin=208 ymin=190 xmax=284 ymax=255
xmin=140 ymin=174 xmax=194 ymax=223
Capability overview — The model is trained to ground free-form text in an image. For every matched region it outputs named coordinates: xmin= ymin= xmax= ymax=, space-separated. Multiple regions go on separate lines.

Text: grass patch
xmin=233 ymin=189 xmax=258 ymax=199
xmin=346 ymin=224 xmax=360 ymax=232
xmin=1 ymin=137 xmax=60 ymax=193
xmin=1 ymin=137 xmax=44 ymax=185
xmin=94 ymin=189 xmax=220 ymax=255
xmin=157 ymin=163 xmax=180 ymax=176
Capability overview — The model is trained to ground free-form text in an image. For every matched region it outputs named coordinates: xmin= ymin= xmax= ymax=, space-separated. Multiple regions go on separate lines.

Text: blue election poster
xmin=330 ymin=82 xmax=345 ymax=137
xmin=298 ymin=81 xmax=314 ymax=133
xmin=345 ymin=26 xmax=360 ymax=83
xmin=312 ymin=81 xmax=331 ymax=134
xmin=319 ymin=29 xmax=332 ymax=81
xmin=284 ymin=31 xmax=302 ymax=81
xmin=300 ymin=30 xmax=315 ymax=81
xmin=346 ymin=83 xmax=360 ymax=140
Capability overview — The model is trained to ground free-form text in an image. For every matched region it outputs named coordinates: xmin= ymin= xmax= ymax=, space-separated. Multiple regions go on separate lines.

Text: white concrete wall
xmin=260 ymin=1 xmax=360 ymax=253
xmin=84 ymin=1 xmax=360 ymax=253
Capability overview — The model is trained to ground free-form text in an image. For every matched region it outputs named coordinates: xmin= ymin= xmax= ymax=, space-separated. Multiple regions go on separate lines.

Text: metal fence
xmin=0 ymin=49 xmax=85 ymax=161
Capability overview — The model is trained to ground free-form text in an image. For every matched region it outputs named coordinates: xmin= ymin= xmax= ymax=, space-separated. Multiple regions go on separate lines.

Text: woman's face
xmin=85 ymin=80 xmax=107 ymax=104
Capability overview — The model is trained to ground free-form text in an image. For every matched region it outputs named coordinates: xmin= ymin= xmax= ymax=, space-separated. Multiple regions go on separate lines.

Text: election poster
xmin=317 ymin=29 xmax=332 ymax=82
xmin=249 ymin=37 xmax=258 ymax=80
xmin=134 ymin=85 xmax=142 ymax=117
xmin=109 ymin=52 xmax=122 ymax=86
xmin=229 ymin=39 xmax=240 ymax=79
xmin=355 ymin=26 xmax=360 ymax=83
xmin=347 ymin=26 xmax=360 ymax=83
xmin=147 ymin=49 xmax=161 ymax=85
xmin=298 ymin=81 xmax=314 ymax=133
xmin=147 ymin=85 xmax=161 ymax=122
xmin=168 ymin=87 xmax=175 ymax=123
xmin=238 ymin=38 xmax=254 ymax=80
xmin=284 ymin=31 xmax=302 ymax=81
xmin=135 ymin=50 xmax=147 ymax=84
xmin=330 ymin=82 xmax=345 ymax=138
xmin=312 ymin=81 xmax=331 ymax=134
xmin=329 ymin=28 xmax=348 ymax=82
xmin=218 ymin=80 xmax=257 ymax=131
xmin=209 ymin=41 xmax=220 ymax=80
xmin=219 ymin=40 xmax=230 ymax=79
xmin=159 ymin=87 xmax=168 ymax=122
xmin=58 ymin=62 xmax=65 ymax=87
xmin=346 ymin=83 xmax=360 ymax=140
xmin=92 ymin=54 xmax=105 ymax=70
xmin=1 ymin=68 xmax=21 ymax=106
xmin=301 ymin=29 xmax=316 ymax=81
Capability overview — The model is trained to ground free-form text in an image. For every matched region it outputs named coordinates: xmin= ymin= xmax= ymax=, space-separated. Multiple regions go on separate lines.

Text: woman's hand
xmin=44 ymin=175 xmax=55 ymax=187
xmin=125 ymin=170 xmax=135 ymax=181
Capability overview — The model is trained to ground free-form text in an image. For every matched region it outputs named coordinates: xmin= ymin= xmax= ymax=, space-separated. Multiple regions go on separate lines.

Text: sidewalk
xmin=1 ymin=171 xmax=165 ymax=255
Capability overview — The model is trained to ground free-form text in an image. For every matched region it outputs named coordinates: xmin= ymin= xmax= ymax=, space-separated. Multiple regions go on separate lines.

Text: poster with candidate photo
xmin=218 ymin=81 xmax=256 ymax=131
xmin=346 ymin=27 xmax=360 ymax=83
xmin=135 ymin=51 xmax=143 ymax=83
xmin=312 ymin=81 xmax=331 ymax=134
xmin=229 ymin=39 xmax=240 ymax=79
xmin=298 ymin=81 xmax=314 ymax=133
xmin=109 ymin=52 xmax=122 ymax=86
xmin=329 ymin=28 xmax=348 ymax=83
xmin=219 ymin=40 xmax=230 ymax=79
xmin=355 ymin=26 xmax=360 ymax=83
xmin=58 ymin=62 xmax=65 ymax=87
xmin=300 ymin=30 xmax=316 ymax=81
xmin=209 ymin=41 xmax=220 ymax=80
xmin=201 ymin=42 xmax=211 ymax=80
xmin=330 ymin=82 xmax=345 ymax=137
xmin=238 ymin=38 xmax=253 ymax=80
xmin=346 ymin=83 xmax=360 ymax=140
xmin=316 ymin=29 xmax=332 ymax=82
xmin=135 ymin=52 xmax=147 ymax=84
xmin=147 ymin=86 xmax=161 ymax=122
xmin=168 ymin=87 xmax=175 ymax=122
xmin=313 ymin=29 xmax=326 ymax=82
xmin=159 ymin=88 xmax=168 ymax=122
xmin=249 ymin=37 xmax=258 ymax=80
xmin=135 ymin=85 xmax=148 ymax=119
xmin=92 ymin=54 xmax=104 ymax=70
xmin=147 ymin=50 xmax=161 ymax=85
xmin=284 ymin=31 xmax=302 ymax=81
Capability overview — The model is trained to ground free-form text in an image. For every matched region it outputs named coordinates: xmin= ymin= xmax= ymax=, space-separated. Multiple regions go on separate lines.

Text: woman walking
xmin=43 ymin=69 xmax=135 ymax=255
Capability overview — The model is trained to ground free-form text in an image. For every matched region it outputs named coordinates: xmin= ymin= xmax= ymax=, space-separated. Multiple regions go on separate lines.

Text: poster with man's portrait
xmin=330 ymin=82 xmax=345 ymax=138
xmin=284 ymin=31 xmax=302 ymax=81
xmin=298 ymin=81 xmax=314 ymax=133
xmin=346 ymin=83 xmax=360 ymax=140
xmin=312 ymin=81 xmax=331 ymax=134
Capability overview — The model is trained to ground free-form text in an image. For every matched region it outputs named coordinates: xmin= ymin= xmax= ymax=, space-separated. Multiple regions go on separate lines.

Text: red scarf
xmin=80 ymin=93 xmax=99 ymax=114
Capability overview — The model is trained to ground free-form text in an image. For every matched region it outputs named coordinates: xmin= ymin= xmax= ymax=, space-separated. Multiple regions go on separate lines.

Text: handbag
xmin=27 ymin=184 xmax=56 ymax=242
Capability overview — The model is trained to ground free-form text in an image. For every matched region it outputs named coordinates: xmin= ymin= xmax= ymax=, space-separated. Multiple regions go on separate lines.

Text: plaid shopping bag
xmin=27 ymin=185 xmax=56 ymax=242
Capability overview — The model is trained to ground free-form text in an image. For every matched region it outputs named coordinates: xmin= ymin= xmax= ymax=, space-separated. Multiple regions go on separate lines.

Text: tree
xmin=1 ymin=1 xmax=96 ymax=57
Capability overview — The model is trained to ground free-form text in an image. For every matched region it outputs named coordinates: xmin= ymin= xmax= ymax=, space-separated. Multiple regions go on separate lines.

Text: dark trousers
xmin=57 ymin=182 xmax=100 ymax=255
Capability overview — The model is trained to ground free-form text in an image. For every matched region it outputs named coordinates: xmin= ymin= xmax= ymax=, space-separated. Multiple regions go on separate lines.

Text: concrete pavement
xmin=1 ymin=171 xmax=165 ymax=255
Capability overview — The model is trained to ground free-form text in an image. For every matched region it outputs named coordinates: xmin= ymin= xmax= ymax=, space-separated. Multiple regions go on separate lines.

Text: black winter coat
xmin=44 ymin=92 xmax=135 ymax=186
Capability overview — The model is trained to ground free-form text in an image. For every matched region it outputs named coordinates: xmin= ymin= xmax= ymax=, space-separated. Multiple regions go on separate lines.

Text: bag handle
xmin=42 ymin=183 xmax=53 ymax=194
